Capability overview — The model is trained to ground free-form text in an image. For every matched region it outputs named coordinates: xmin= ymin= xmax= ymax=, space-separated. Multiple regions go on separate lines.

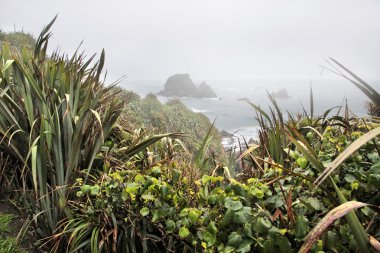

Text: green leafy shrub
xmin=59 ymin=167 xmax=289 ymax=252
xmin=57 ymin=117 xmax=380 ymax=253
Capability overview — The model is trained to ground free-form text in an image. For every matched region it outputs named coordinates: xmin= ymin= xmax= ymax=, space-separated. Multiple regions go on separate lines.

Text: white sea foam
xmin=191 ymin=108 xmax=210 ymax=113
xmin=202 ymin=97 xmax=219 ymax=101
xmin=222 ymin=126 xmax=260 ymax=149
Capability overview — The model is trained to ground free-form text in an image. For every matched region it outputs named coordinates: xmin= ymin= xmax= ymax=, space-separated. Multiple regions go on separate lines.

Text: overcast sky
xmin=2 ymin=0 xmax=380 ymax=81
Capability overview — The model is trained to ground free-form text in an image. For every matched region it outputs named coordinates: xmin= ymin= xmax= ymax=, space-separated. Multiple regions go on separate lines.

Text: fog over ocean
xmin=4 ymin=0 xmax=380 ymax=148
xmin=121 ymin=77 xmax=378 ymax=146
xmin=4 ymin=1 xmax=380 ymax=143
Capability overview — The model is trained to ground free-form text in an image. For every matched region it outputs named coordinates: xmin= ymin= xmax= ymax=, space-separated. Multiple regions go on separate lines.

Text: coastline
xmin=220 ymin=126 xmax=260 ymax=150
xmin=120 ymin=78 xmax=373 ymax=149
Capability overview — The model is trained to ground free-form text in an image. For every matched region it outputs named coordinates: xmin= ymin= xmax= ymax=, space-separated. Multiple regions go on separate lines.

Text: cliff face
xmin=158 ymin=74 xmax=217 ymax=98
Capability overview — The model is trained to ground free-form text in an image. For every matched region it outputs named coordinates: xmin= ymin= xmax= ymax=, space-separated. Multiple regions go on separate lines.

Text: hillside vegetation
xmin=0 ymin=19 xmax=379 ymax=253
xmin=115 ymin=89 xmax=224 ymax=161
xmin=0 ymin=29 xmax=35 ymax=52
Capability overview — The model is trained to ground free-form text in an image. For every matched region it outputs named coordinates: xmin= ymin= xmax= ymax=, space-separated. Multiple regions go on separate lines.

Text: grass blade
xmin=299 ymin=201 xmax=369 ymax=253
xmin=248 ymin=102 xmax=273 ymax=128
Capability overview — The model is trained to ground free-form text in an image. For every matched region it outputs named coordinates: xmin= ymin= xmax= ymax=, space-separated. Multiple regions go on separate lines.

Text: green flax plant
xmin=249 ymin=92 xmax=287 ymax=167
xmin=0 ymin=17 xmax=123 ymax=241
xmin=326 ymin=58 xmax=380 ymax=117
xmin=246 ymin=90 xmax=321 ymax=177
xmin=193 ymin=120 xmax=217 ymax=173
xmin=248 ymin=87 xmax=345 ymax=171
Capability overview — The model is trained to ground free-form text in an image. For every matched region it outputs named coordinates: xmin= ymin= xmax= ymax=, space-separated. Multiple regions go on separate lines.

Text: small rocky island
xmin=271 ymin=88 xmax=290 ymax=99
xmin=158 ymin=74 xmax=217 ymax=98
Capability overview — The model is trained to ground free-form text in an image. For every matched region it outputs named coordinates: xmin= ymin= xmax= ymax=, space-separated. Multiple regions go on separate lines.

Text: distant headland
xmin=157 ymin=74 xmax=217 ymax=98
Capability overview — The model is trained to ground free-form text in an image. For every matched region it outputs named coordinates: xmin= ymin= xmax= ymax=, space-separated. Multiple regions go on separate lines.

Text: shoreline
xmin=220 ymin=126 xmax=260 ymax=150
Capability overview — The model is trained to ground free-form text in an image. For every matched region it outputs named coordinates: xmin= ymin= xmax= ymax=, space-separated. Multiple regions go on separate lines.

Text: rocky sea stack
xmin=271 ymin=88 xmax=290 ymax=99
xmin=158 ymin=74 xmax=217 ymax=98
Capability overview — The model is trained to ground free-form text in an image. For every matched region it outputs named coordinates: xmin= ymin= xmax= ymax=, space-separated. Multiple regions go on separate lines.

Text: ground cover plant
xmin=0 ymin=208 xmax=29 ymax=253
xmin=0 ymin=214 xmax=22 ymax=253
xmin=0 ymin=19 xmax=379 ymax=252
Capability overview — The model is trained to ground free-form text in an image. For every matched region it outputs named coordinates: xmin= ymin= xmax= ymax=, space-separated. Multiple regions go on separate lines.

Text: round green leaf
xmin=152 ymin=210 xmax=163 ymax=222
xmin=256 ymin=217 xmax=272 ymax=234
xmin=250 ymin=187 xmax=264 ymax=199
xmin=126 ymin=182 xmax=139 ymax=194
xmin=140 ymin=207 xmax=150 ymax=216
xmin=237 ymin=239 xmax=252 ymax=253
xmin=141 ymin=191 xmax=155 ymax=200
xmin=208 ymin=195 xmax=218 ymax=205
xmin=295 ymin=215 xmax=309 ymax=239
xmin=180 ymin=208 xmax=189 ymax=217
xmin=228 ymin=232 xmax=242 ymax=247
xmin=297 ymin=157 xmax=308 ymax=169
xmin=200 ymin=231 xmax=216 ymax=247
xmin=151 ymin=166 xmax=161 ymax=176
xmin=234 ymin=208 xmax=251 ymax=224
xmin=207 ymin=221 xmax=218 ymax=234
xmin=304 ymin=197 xmax=323 ymax=211
xmin=188 ymin=209 xmax=200 ymax=223
xmin=224 ymin=199 xmax=243 ymax=211
xmin=179 ymin=227 xmax=190 ymax=239
xmin=90 ymin=185 xmax=100 ymax=196
xmin=165 ymin=219 xmax=176 ymax=233
xmin=81 ymin=184 xmax=91 ymax=194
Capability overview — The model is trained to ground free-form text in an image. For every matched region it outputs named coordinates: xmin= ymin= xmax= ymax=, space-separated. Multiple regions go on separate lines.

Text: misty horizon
xmin=2 ymin=0 xmax=380 ymax=82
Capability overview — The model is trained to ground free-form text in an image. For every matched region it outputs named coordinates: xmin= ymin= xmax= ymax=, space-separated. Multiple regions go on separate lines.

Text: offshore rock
xmin=271 ymin=88 xmax=290 ymax=99
xmin=193 ymin=81 xmax=217 ymax=98
xmin=158 ymin=74 xmax=217 ymax=98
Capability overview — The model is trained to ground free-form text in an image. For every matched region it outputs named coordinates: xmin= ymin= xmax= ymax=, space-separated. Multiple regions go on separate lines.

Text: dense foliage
xmin=0 ymin=19 xmax=379 ymax=253
xmin=54 ymin=116 xmax=380 ymax=253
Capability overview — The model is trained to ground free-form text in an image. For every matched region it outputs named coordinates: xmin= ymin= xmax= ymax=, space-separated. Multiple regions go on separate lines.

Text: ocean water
xmin=120 ymin=78 xmax=378 ymax=146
